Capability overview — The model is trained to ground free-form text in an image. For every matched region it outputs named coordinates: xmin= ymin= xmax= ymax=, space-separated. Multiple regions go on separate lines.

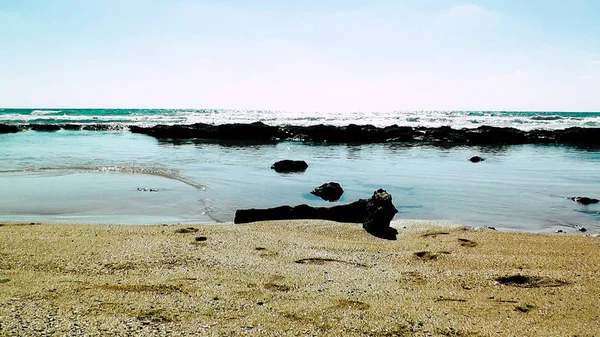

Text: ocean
xmin=1 ymin=109 xmax=599 ymax=233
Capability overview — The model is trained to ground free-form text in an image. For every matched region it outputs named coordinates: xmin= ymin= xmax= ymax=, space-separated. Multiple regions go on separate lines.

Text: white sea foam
xmin=1 ymin=109 xmax=599 ymax=130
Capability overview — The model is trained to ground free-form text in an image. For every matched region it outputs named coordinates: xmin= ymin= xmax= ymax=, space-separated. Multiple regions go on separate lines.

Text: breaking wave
xmin=1 ymin=109 xmax=599 ymax=131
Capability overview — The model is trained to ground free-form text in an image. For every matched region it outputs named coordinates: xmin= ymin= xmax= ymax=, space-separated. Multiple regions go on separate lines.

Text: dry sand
xmin=0 ymin=220 xmax=599 ymax=336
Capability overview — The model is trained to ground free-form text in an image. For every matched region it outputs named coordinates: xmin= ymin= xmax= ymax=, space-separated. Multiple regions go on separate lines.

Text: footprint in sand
xmin=495 ymin=274 xmax=568 ymax=288
xmin=295 ymin=258 xmax=367 ymax=267
xmin=331 ymin=299 xmax=370 ymax=311
xmin=458 ymin=238 xmax=478 ymax=247
xmin=421 ymin=231 xmax=450 ymax=238
xmin=400 ymin=271 xmax=427 ymax=284
xmin=255 ymin=247 xmax=278 ymax=257
xmin=263 ymin=282 xmax=291 ymax=292
xmin=414 ymin=251 xmax=439 ymax=260
xmin=174 ymin=227 xmax=198 ymax=234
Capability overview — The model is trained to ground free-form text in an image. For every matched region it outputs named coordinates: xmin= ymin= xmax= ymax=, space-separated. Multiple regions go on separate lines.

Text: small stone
xmin=469 ymin=156 xmax=485 ymax=163
xmin=310 ymin=182 xmax=344 ymax=202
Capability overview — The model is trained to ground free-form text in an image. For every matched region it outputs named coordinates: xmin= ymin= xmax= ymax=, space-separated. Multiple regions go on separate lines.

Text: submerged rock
xmin=571 ymin=197 xmax=599 ymax=205
xmin=469 ymin=156 xmax=485 ymax=163
xmin=310 ymin=182 xmax=344 ymax=202
xmin=271 ymin=160 xmax=308 ymax=173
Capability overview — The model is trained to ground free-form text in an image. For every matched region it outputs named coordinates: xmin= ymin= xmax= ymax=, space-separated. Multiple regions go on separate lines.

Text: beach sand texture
xmin=0 ymin=220 xmax=599 ymax=336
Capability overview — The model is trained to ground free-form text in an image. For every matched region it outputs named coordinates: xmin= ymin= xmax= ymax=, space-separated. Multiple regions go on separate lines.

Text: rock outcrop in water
xmin=310 ymin=182 xmax=344 ymax=202
xmin=128 ymin=123 xmax=600 ymax=146
xmin=469 ymin=156 xmax=485 ymax=163
xmin=234 ymin=189 xmax=398 ymax=239
xmin=271 ymin=160 xmax=308 ymax=173
xmin=130 ymin=121 xmax=284 ymax=141
xmin=6 ymin=122 xmax=600 ymax=146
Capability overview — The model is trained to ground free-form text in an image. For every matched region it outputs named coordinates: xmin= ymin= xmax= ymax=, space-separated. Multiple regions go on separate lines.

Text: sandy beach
xmin=0 ymin=220 xmax=599 ymax=336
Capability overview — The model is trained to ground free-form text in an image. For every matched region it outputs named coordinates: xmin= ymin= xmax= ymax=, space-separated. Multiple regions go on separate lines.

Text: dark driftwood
xmin=234 ymin=189 xmax=399 ymax=240
xmin=234 ymin=200 xmax=368 ymax=224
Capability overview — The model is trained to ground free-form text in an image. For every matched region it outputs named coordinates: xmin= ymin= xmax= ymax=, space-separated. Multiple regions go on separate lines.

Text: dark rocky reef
xmin=0 ymin=124 xmax=20 ymax=134
xmin=130 ymin=121 xmax=285 ymax=141
xmin=271 ymin=160 xmax=308 ymax=173
xmin=234 ymin=189 xmax=398 ymax=239
xmin=128 ymin=123 xmax=600 ymax=146
xmin=29 ymin=124 xmax=61 ymax=132
xmin=6 ymin=122 xmax=600 ymax=146
xmin=310 ymin=182 xmax=344 ymax=202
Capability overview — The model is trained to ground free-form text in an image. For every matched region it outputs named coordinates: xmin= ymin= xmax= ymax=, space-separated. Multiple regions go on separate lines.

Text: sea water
xmin=1 ymin=109 xmax=599 ymax=233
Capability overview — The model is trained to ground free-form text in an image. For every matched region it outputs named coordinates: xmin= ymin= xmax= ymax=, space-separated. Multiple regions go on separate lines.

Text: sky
xmin=1 ymin=0 xmax=599 ymax=111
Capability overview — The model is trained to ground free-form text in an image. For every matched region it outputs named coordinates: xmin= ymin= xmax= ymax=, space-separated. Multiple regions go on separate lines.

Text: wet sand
xmin=0 ymin=220 xmax=599 ymax=336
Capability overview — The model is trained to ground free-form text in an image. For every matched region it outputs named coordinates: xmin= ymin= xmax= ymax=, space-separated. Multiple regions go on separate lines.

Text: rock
xmin=555 ymin=230 xmax=565 ymax=233
xmin=468 ymin=126 xmax=528 ymax=145
xmin=362 ymin=189 xmax=399 ymax=237
xmin=469 ymin=156 xmax=485 ymax=163
xmin=571 ymin=197 xmax=599 ymax=205
xmin=62 ymin=124 xmax=82 ymax=131
xmin=271 ymin=160 xmax=308 ymax=173
xmin=574 ymin=225 xmax=587 ymax=232
xmin=130 ymin=121 xmax=284 ymax=141
xmin=310 ymin=182 xmax=344 ymax=202
xmin=82 ymin=124 xmax=114 ymax=131
xmin=29 ymin=124 xmax=61 ymax=132
xmin=0 ymin=124 xmax=20 ymax=134
xmin=127 ymin=122 xmax=600 ymax=146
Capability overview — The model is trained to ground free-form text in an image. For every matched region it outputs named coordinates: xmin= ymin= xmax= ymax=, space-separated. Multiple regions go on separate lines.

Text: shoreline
xmin=1 ymin=220 xmax=599 ymax=336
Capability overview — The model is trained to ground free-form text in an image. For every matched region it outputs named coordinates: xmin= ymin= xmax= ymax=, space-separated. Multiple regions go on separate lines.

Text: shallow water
xmin=1 ymin=130 xmax=599 ymax=233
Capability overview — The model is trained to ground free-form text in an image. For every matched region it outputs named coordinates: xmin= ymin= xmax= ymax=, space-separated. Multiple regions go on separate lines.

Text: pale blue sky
xmin=1 ymin=0 xmax=599 ymax=111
